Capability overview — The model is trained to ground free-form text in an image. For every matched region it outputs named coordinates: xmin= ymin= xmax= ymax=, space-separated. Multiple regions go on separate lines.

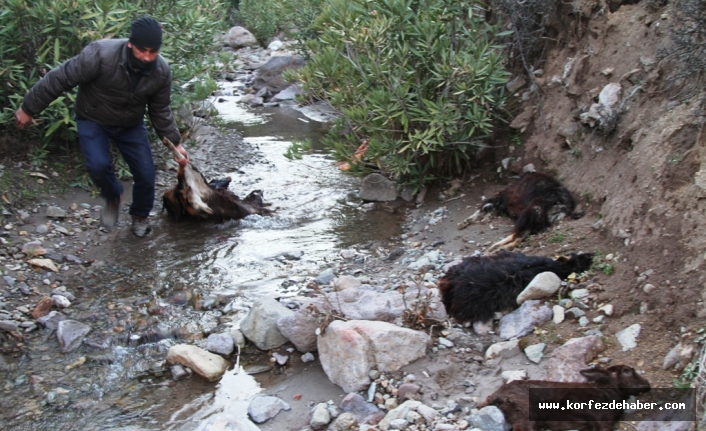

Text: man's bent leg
xmin=77 ymin=119 xmax=123 ymax=230
xmin=113 ymin=122 xmax=155 ymax=236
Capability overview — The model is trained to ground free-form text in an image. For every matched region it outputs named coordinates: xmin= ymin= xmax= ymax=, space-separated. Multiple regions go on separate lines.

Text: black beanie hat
xmin=129 ymin=17 xmax=162 ymax=50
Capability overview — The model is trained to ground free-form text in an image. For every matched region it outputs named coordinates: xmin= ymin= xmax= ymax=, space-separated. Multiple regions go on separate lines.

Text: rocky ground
xmin=0 ymin=127 xmax=697 ymax=431
xmin=2 ymin=0 xmax=706 ymax=428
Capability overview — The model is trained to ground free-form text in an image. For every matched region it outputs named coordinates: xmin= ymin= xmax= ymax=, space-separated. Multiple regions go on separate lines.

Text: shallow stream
xmin=4 ymin=84 xmax=405 ymax=430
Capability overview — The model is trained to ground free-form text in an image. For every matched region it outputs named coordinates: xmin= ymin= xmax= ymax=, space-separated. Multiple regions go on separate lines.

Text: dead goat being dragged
xmin=437 ymin=250 xmax=593 ymax=324
xmin=482 ymin=172 xmax=584 ymax=252
xmin=479 ymin=365 xmax=651 ymax=431
xmin=161 ymin=138 xmax=272 ymax=222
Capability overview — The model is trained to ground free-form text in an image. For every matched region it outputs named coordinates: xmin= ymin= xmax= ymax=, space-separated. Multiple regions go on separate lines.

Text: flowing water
xmin=4 ymin=84 xmax=405 ymax=430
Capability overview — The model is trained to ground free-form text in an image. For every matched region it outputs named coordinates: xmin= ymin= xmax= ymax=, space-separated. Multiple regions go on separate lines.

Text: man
xmin=15 ymin=16 xmax=189 ymax=237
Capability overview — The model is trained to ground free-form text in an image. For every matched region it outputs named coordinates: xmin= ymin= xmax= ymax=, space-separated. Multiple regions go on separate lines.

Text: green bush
xmin=232 ymin=0 xmax=323 ymax=48
xmin=233 ymin=0 xmax=281 ymax=46
xmin=294 ymin=0 xmax=509 ymax=190
xmin=0 ymin=0 xmax=229 ymax=147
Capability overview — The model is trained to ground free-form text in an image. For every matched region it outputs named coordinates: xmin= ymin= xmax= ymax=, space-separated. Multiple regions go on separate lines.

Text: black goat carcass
xmin=482 ymin=172 xmax=583 ymax=252
xmin=161 ymin=139 xmax=272 ymax=222
xmin=438 ymin=251 xmax=593 ymax=324
xmin=479 ymin=365 xmax=651 ymax=431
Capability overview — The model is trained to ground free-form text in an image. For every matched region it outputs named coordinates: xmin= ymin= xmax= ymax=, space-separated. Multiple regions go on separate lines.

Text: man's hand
xmin=15 ymin=108 xmax=33 ymax=130
xmin=174 ymin=144 xmax=189 ymax=167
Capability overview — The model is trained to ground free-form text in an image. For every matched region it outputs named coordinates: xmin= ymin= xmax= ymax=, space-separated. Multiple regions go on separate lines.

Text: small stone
xmin=52 ymin=295 xmax=71 ymax=309
xmin=616 ymin=324 xmax=641 ymax=351
xmin=310 ymin=403 xmax=331 ymax=429
xmin=552 ymin=305 xmax=565 ymax=324
xmin=46 ymin=206 xmax=67 ymax=219
xmin=437 ymin=337 xmax=454 ymax=348
xmin=598 ymin=304 xmax=614 ymax=316
xmin=272 ymin=352 xmax=288 ymax=365
xmin=501 ymin=370 xmax=527 ymax=383
xmin=31 ymin=296 xmax=53 ymax=319
xmin=524 ymin=343 xmax=546 ymax=364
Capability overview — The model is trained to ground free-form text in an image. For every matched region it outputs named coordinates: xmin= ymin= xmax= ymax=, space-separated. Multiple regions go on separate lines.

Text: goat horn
xmin=163 ymin=137 xmax=185 ymax=161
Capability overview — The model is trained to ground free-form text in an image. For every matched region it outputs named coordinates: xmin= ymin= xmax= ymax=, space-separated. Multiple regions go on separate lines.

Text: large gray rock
xmin=359 ymin=173 xmax=397 ymax=202
xmin=498 ymin=300 xmax=552 ymax=340
xmin=240 ymin=296 xmax=294 ymax=350
xmin=224 ymin=26 xmax=259 ymax=49
xmin=272 ymin=84 xmax=302 ymax=101
xmin=166 ymin=344 xmax=230 ymax=382
xmin=276 ymin=298 xmax=324 ymax=353
xmin=278 ymin=287 xmax=446 ymax=352
xmin=545 ymin=335 xmax=605 ymax=382
xmin=318 ymin=320 xmax=430 ymax=393
xmin=252 ymin=56 xmax=306 ymax=94
xmin=56 ymin=320 xmax=91 ymax=353
xmin=247 ymin=395 xmax=291 ymax=423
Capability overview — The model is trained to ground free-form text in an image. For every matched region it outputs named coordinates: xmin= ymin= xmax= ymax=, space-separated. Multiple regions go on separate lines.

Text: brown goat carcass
xmin=161 ymin=139 xmax=272 ymax=222
xmin=479 ymin=365 xmax=651 ymax=431
xmin=481 ymin=172 xmax=584 ymax=252
xmin=438 ymin=251 xmax=593 ymax=325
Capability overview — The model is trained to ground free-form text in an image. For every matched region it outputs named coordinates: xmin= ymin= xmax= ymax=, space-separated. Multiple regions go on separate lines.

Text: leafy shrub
xmin=232 ymin=0 xmax=323 ymax=48
xmin=232 ymin=0 xmax=280 ymax=46
xmin=293 ymin=0 xmax=509 ymax=190
xmin=0 ymin=0 xmax=229 ymax=148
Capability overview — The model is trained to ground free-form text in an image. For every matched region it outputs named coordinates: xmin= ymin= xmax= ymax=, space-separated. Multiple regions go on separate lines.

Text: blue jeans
xmin=77 ymin=118 xmax=155 ymax=218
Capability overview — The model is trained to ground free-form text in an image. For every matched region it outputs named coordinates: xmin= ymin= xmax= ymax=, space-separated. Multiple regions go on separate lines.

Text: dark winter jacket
xmin=21 ymin=38 xmax=180 ymax=145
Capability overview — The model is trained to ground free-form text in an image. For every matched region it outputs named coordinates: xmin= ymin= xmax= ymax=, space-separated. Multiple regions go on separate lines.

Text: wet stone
xmin=272 ymin=352 xmax=288 ymax=365
xmin=52 ymin=295 xmax=71 ymax=309
xmin=315 ymin=268 xmax=336 ymax=285
xmin=51 ymin=289 xmax=75 ymax=301
xmin=0 ymin=320 xmax=20 ymax=332
xmin=206 ymin=332 xmax=235 ymax=356
xmin=247 ymin=395 xmax=291 ymax=423
xmin=37 ymin=311 xmax=66 ymax=330
xmin=170 ymin=364 xmax=191 ymax=381
xmin=17 ymin=283 xmax=31 ymax=296
xmin=311 ymin=403 xmax=331 ymax=429
xmin=57 ymin=320 xmax=92 ymax=353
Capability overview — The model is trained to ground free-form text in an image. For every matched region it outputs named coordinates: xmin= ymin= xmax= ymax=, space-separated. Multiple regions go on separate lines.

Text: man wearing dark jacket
xmin=15 ymin=16 xmax=189 ymax=237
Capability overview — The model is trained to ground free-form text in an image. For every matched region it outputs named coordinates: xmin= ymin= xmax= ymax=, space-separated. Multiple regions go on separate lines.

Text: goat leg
xmin=486 ymin=233 xmax=522 ymax=254
xmin=163 ymin=137 xmax=186 ymax=162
